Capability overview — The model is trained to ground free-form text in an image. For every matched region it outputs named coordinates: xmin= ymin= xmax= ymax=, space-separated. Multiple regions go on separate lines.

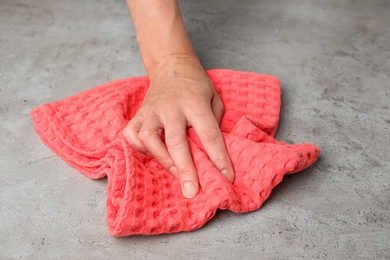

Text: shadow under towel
xmin=30 ymin=69 xmax=320 ymax=236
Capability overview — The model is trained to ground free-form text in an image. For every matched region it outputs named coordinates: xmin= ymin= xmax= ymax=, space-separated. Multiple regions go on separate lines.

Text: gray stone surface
xmin=1 ymin=0 xmax=389 ymax=259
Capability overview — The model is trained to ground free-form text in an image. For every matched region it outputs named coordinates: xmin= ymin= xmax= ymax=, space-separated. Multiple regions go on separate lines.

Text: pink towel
xmin=31 ymin=69 xmax=320 ymax=236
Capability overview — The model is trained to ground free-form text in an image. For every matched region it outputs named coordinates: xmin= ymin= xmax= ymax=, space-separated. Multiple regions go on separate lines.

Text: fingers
xmin=188 ymin=102 xmax=234 ymax=183
xmin=123 ymin=78 xmax=232 ymax=199
xmin=164 ymin=117 xmax=199 ymax=199
xmin=138 ymin=121 xmax=178 ymax=177
xmin=123 ymin=119 xmax=148 ymax=154
xmin=124 ymin=114 xmax=200 ymax=199
xmin=123 ymin=117 xmax=177 ymax=177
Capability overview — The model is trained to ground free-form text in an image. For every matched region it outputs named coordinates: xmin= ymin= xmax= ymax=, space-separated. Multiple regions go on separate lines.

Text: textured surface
xmin=1 ymin=0 xmax=389 ymax=258
xmin=30 ymin=70 xmax=319 ymax=236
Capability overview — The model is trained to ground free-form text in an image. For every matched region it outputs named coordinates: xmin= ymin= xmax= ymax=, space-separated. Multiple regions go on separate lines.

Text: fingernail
xmin=221 ymin=168 xmax=234 ymax=183
xmin=182 ymin=181 xmax=197 ymax=198
xmin=169 ymin=166 xmax=178 ymax=177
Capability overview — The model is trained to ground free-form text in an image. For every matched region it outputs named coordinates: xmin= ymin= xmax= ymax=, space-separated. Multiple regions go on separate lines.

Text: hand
xmin=123 ymin=55 xmax=234 ymax=198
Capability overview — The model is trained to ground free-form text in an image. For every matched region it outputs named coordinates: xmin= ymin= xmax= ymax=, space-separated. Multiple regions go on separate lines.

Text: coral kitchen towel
xmin=31 ymin=69 xmax=320 ymax=236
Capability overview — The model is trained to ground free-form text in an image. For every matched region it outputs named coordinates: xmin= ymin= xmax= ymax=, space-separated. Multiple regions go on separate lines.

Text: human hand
xmin=123 ymin=55 xmax=234 ymax=198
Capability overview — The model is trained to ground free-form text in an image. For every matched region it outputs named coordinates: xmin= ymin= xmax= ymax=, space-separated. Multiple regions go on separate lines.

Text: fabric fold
xmin=31 ymin=69 xmax=320 ymax=236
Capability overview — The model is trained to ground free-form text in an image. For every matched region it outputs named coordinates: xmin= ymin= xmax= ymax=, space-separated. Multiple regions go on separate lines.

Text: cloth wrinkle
xmin=31 ymin=69 xmax=320 ymax=236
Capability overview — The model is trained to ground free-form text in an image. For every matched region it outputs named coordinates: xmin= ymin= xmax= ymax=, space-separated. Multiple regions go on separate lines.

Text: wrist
xmin=147 ymin=53 xmax=205 ymax=83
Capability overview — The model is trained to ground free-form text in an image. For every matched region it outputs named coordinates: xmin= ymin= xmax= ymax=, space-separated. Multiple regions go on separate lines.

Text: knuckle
xmin=123 ymin=126 xmax=138 ymax=144
xmin=187 ymin=95 xmax=204 ymax=106
xmin=183 ymin=91 xmax=210 ymax=108
xmin=177 ymin=166 xmax=196 ymax=180
xmin=123 ymin=125 xmax=133 ymax=139
xmin=165 ymin=133 xmax=187 ymax=150
xmin=210 ymin=154 xmax=226 ymax=169
xmin=199 ymin=126 xmax=221 ymax=143
xmin=123 ymin=128 xmax=146 ymax=153
xmin=138 ymin=128 xmax=155 ymax=143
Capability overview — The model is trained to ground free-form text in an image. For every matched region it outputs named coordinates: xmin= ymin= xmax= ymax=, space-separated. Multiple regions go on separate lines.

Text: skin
xmin=124 ymin=0 xmax=234 ymax=198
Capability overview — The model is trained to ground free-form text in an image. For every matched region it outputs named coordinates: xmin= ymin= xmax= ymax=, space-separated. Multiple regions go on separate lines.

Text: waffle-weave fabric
xmin=31 ymin=69 xmax=320 ymax=236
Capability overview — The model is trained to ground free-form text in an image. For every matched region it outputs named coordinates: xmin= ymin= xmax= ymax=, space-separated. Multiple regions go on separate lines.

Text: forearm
xmin=126 ymin=0 xmax=199 ymax=77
